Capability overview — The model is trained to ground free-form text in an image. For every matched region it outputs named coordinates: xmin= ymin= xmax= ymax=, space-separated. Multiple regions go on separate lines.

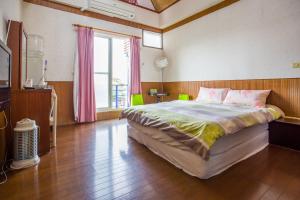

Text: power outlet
xmin=293 ymin=63 xmax=300 ymax=68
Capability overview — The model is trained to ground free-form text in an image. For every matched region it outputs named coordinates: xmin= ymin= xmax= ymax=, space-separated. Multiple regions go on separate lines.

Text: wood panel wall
xmin=47 ymin=81 xmax=159 ymax=126
xmin=97 ymin=110 xmax=122 ymax=121
xmin=163 ymin=78 xmax=300 ymax=118
xmin=141 ymin=82 xmax=162 ymax=104
xmin=47 ymin=78 xmax=300 ymax=125
xmin=48 ymin=81 xmax=75 ymax=126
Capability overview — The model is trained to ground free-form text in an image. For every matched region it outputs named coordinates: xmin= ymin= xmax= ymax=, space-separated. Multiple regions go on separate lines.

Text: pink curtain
xmin=76 ymin=27 xmax=96 ymax=123
xmin=130 ymin=36 xmax=142 ymax=95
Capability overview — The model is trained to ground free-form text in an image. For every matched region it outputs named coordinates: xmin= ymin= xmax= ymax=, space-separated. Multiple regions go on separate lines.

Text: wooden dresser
xmin=7 ymin=20 xmax=52 ymax=157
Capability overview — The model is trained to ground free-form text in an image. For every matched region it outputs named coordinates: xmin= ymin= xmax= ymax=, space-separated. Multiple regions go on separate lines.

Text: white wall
xmin=22 ymin=2 xmax=162 ymax=82
xmin=163 ymin=0 xmax=300 ymax=82
xmin=0 ymin=0 xmax=22 ymax=42
xmin=7 ymin=0 xmax=300 ymax=83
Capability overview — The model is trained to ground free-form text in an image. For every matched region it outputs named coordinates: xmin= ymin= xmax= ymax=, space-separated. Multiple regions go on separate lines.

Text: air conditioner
xmin=86 ymin=0 xmax=136 ymax=20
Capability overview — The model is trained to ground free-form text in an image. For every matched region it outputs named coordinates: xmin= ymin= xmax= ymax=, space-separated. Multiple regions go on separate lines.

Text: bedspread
xmin=121 ymin=101 xmax=282 ymax=160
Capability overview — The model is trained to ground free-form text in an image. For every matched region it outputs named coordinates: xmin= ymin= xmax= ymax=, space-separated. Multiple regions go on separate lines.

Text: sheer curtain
xmin=73 ymin=27 xmax=96 ymax=123
xmin=129 ymin=36 xmax=142 ymax=96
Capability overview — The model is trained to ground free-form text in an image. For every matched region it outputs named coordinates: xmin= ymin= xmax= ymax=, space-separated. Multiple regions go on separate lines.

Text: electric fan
xmin=11 ymin=118 xmax=40 ymax=169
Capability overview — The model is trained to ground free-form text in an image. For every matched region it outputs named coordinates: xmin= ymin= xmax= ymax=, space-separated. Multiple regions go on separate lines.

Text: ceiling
xmin=120 ymin=0 xmax=180 ymax=13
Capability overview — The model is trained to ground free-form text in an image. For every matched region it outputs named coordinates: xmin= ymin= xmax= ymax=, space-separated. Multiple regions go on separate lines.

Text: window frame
xmin=142 ymin=30 xmax=163 ymax=49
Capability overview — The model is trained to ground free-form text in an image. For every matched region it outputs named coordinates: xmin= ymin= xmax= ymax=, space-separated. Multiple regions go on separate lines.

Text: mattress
xmin=127 ymin=120 xmax=269 ymax=179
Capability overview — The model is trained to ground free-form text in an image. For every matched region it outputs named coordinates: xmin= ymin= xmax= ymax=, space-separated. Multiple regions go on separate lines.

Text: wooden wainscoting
xmin=47 ymin=81 xmax=161 ymax=126
xmin=48 ymin=81 xmax=75 ymax=126
xmin=97 ymin=110 xmax=122 ymax=121
xmin=163 ymin=78 xmax=300 ymax=118
xmin=46 ymin=79 xmax=300 ymax=124
xmin=141 ymin=82 xmax=162 ymax=104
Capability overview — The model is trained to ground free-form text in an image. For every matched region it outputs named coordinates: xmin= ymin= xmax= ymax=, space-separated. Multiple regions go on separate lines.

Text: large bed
xmin=122 ymin=100 xmax=283 ymax=179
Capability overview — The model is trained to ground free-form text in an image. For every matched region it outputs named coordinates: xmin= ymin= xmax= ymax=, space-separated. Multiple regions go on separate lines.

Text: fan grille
xmin=13 ymin=128 xmax=39 ymax=161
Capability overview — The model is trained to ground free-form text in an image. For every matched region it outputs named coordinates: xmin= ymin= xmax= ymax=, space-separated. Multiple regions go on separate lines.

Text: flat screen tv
xmin=0 ymin=39 xmax=11 ymax=89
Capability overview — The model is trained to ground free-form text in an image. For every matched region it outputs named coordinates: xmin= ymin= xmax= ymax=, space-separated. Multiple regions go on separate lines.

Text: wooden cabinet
xmin=269 ymin=118 xmax=300 ymax=151
xmin=7 ymin=21 xmax=52 ymax=157
xmin=10 ymin=89 xmax=52 ymax=156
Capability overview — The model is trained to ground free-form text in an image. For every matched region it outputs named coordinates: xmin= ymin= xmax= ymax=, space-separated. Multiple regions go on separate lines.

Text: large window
xmin=94 ymin=35 xmax=130 ymax=110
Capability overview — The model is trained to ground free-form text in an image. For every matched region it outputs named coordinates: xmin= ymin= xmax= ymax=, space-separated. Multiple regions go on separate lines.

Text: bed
xmin=122 ymin=100 xmax=283 ymax=179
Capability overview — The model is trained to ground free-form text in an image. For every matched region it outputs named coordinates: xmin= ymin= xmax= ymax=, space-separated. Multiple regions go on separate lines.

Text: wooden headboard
xmin=162 ymin=78 xmax=300 ymax=118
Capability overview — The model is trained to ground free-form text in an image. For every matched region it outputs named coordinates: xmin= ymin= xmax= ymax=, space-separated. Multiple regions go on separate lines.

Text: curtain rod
xmin=72 ymin=24 xmax=141 ymax=39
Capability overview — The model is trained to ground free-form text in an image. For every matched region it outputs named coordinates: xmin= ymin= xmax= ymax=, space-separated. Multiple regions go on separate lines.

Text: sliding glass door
xmin=94 ymin=35 xmax=130 ymax=110
xmin=94 ymin=36 xmax=111 ymax=109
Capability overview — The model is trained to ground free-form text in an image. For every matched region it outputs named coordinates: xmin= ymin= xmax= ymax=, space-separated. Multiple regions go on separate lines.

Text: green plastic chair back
xmin=131 ymin=94 xmax=144 ymax=106
xmin=178 ymin=94 xmax=189 ymax=100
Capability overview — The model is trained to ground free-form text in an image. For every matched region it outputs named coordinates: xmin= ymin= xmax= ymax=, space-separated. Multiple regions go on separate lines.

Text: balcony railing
xmin=112 ymin=84 xmax=128 ymax=109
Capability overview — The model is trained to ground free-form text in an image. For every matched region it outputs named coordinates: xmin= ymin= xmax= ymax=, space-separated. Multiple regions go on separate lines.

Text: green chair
xmin=178 ymin=93 xmax=189 ymax=100
xmin=131 ymin=94 xmax=144 ymax=106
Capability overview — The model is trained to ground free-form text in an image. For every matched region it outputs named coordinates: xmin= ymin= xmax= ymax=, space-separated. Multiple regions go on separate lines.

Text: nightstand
xmin=269 ymin=118 xmax=300 ymax=151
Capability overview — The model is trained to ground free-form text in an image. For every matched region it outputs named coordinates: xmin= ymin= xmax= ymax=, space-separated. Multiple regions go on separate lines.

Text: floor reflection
xmin=2 ymin=119 xmax=300 ymax=200
xmin=91 ymin=119 xmax=131 ymax=199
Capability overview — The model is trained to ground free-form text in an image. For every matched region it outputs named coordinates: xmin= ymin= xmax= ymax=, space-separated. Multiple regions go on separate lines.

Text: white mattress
xmin=127 ymin=120 xmax=269 ymax=179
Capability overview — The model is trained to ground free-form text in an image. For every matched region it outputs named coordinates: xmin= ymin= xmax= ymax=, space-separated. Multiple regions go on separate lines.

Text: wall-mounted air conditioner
xmin=86 ymin=0 xmax=136 ymax=20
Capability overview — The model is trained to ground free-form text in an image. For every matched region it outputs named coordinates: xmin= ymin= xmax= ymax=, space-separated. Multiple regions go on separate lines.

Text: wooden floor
xmin=1 ymin=119 xmax=300 ymax=200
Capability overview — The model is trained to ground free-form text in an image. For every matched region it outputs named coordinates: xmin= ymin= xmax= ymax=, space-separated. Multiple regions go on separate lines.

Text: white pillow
xmin=196 ymin=87 xmax=230 ymax=104
xmin=223 ymin=90 xmax=271 ymax=107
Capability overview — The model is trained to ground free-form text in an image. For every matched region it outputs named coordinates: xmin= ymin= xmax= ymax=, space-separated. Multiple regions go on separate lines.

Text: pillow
xmin=266 ymin=104 xmax=285 ymax=118
xmin=223 ymin=90 xmax=271 ymax=107
xmin=196 ymin=87 xmax=230 ymax=104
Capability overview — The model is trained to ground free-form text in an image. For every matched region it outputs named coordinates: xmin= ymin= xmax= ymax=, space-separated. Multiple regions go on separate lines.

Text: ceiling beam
xmin=23 ymin=0 xmax=240 ymax=34
xmin=163 ymin=0 xmax=240 ymax=33
xmin=157 ymin=0 xmax=180 ymax=13
xmin=23 ymin=0 xmax=162 ymax=33
xmin=118 ymin=0 xmax=158 ymax=13
xmin=119 ymin=0 xmax=181 ymax=13
xmin=150 ymin=0 xmax=159 ymax=11
xmin=151 ymin=0 xmax=180 ymax=13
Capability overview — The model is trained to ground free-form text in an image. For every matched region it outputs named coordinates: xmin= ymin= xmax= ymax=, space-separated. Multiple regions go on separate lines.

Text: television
xmin=0 ymin=40 xmax=11 ymax=89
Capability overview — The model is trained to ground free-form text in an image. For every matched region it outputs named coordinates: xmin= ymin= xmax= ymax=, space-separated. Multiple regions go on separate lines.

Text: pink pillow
xmin=196 ymin=87 xmax=230 ymax=104
xmin=223 ymin=90 xmax=271 ymax=107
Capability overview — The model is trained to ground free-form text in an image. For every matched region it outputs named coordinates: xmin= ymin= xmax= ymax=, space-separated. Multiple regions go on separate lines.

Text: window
xmin=142 ymin=30 xmax=162 ymax=49
xmin=94 ymin=35 xmax=130 ymax=110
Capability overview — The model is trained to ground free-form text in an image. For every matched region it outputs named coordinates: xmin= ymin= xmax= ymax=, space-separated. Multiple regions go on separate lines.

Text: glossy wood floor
xmin=1 ymin=119 xmax=300 ymax=200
